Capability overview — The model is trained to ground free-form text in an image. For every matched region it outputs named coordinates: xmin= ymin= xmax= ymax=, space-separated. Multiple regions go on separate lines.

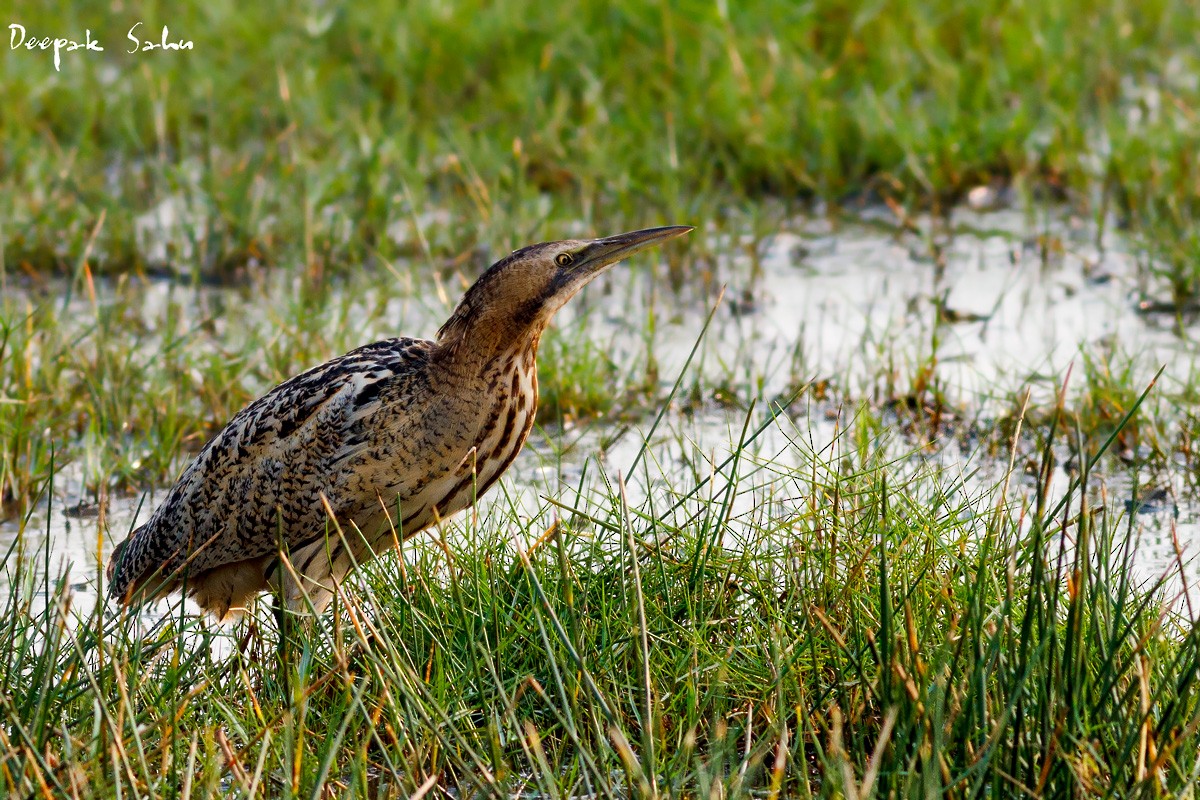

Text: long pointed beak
xmin=577 ymin=225 xmax=693 ymax=272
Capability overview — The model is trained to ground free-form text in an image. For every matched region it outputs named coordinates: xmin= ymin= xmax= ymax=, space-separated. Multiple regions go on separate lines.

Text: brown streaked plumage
xmin=107 ymin=226 xmax=692 ymax=619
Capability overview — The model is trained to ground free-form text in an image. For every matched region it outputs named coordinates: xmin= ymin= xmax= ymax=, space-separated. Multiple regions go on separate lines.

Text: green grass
xmin=3 ymin=0 xmax=1199 ymax=285
xmin=536 ymin=324 xmax=622 ymax=425
xmin=2 ymin=398 xmax=1198 ymax=797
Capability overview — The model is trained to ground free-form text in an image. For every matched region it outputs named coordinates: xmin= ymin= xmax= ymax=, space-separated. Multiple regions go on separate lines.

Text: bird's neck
xmin=434 ymin=316 xmax=544 ymax=380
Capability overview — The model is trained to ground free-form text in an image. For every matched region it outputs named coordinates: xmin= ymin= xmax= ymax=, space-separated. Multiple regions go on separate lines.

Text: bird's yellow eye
xmin=555 ymin=252 xmax=574 ymax=267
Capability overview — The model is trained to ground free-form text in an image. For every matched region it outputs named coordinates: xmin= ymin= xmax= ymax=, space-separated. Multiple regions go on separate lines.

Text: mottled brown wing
xmin=108 ymin=337 xmax=435 ymax=599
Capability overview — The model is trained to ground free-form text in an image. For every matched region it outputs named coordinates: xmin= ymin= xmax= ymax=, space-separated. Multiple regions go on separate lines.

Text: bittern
xmin=107 ymin=226 xmax=692 ymax=619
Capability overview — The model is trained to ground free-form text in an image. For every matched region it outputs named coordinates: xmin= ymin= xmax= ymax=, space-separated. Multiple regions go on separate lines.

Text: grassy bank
xmin=1 ymin=401 xmax=1197 ymax=797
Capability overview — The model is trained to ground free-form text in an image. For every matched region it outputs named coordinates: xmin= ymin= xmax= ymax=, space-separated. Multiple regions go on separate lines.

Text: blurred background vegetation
xmin=3 ymin=0 xmax=1198 ymax=282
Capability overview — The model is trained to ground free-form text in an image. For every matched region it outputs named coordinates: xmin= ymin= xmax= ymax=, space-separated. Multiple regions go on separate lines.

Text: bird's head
xmin=437 ymin=225 xmax=693 ymax=356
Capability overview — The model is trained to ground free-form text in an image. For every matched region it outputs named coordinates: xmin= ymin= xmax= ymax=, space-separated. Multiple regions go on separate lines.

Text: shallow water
xmin=3 ymin=204 xmax=1198 ymax=620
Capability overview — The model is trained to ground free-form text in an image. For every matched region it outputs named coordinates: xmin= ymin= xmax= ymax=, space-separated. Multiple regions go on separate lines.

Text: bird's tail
xmin=106 ymin=529 xmax=160 ymax=603
xmin=105 ymin=538 xmax=127 ymax=592
xmin=106 ymin=527 xmax=251 ymax=619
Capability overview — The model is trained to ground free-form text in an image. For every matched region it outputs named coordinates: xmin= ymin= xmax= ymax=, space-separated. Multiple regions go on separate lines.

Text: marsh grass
xmin=535 ymin=325 xmax=621 ymax=426
xmin=3 ymin=1 xmax=1199 ymax=293
xmin=1 ymin=382 xmax=1198 ymax=798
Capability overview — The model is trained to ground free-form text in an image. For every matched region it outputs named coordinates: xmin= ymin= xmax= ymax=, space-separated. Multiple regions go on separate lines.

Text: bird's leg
xmin=273 ymin=593 xmax=292 ymax=698
xmin=236 ymin=612 xmax=257 ymax=658
xmin=272 ymin=513 xmax=293 ymax=698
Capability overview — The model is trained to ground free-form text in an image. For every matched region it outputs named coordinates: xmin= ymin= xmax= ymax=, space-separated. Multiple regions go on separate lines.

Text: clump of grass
xmin=990 ymin=355 xmax=1169 ymax=479
xmin=1135 ymin=213 xmax=1200 ymax=319
xmin=1 ymin=389 xmax=1197 ymax=797
xmin=536 ymin=324 xmax=620 ymax=425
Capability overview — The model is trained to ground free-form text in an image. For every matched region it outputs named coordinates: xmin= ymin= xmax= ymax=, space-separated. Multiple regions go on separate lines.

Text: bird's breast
xmin=348 ymin=359 xmax=538 ymax=539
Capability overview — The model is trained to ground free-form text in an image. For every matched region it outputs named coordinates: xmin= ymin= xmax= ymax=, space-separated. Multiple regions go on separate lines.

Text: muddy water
xmin=2 ymin=205 xmax=1197 ymax=620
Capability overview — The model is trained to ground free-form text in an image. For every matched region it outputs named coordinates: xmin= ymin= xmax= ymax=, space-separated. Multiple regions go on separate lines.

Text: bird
xmin=106 ymin=225 xmax=693 ymax=620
